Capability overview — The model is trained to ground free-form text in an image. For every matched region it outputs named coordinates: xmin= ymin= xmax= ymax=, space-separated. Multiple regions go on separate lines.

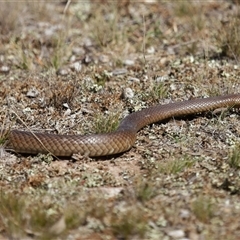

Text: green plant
xmin=150 ymin=82 xmax=168 ymax=101
xmin=192 ymin=196 xmax=215 ymax=223
xmin=158 ymin=155 xmax=196 ymax=174
xmin=0 ymin=192 xmax=26 ymax=237
xmin=228 ymin=144 xmax=240 ymax=169
xmin=111 ymin=207 xmax=147 ymax=240
xmin=135 ymin=180 xmax=157 ymax=202
xmin=216 ymin=15 xmax=240 ymax=61
xmin=93 ymin=112 xmax=120 ymax=134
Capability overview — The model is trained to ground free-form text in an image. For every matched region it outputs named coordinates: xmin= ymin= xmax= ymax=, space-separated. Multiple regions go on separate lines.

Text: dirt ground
xmin=1 ymin=1 xmax=240 ymax=239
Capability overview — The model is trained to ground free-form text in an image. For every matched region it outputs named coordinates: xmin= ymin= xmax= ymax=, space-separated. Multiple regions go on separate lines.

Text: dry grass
xmin=0 ymin=1 xmax=240 ymax=239
xmin=215 ymin=8 xmax=240 ymax=61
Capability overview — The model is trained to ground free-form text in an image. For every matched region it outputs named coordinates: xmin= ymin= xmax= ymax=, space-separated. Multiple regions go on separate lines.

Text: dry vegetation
xmin=0 ymin=0 xmax=240 ymax=239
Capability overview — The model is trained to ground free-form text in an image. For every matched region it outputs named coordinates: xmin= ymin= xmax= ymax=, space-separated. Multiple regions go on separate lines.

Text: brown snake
xmin=4 ymin=93 xmax=240 ymax=157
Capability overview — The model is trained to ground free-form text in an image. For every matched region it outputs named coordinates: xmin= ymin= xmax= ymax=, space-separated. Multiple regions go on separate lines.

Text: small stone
xmin=70 ymin=61 xmax=82 ymax=72
xmin=170 ymin=83 xmax=177 ymax=91
xmin=63 ymin=103 xmax=70 ymax=109
xmin=64 ymin=108 xmax=71 ymax=116
xmin=122 ymin=87 xmax=134 ymax=99
xmin=128 ymin=77 xmax=140 ymax=83
xmin=147 ymin=46 xmax=155 ymax=54
xmin=112 ymin=68 xmax=128 ymax=75
xmin=84 ymin=55 xmax=92 ymax=64
xmin=99 ymin=55 xmax=109 ymax=63
xmin=56 ymin=68 xmax=69 ymax=76
xmin=179 ymin=209 xmax=190 ymax=219
xmin=72 ymin=47 xmax=85 ymax=56
xmin=167 ymin=229 xmax=185 ymax=238
xmin=83 ymin=38 xmax=93 ymax=47
xmin=0 ymin=65 xmax=10 ymax=73
xmin=26 ymin=88 xmax=39 ymax=98
xmin=123 ymin=59 xmax=135 ymax=65
xmin=155 ymin=75 xmax=169 ymax=82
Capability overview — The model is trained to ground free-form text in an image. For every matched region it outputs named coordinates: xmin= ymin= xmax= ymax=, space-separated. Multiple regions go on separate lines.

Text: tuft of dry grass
xmin=158 ymin=155 xmax=197 ymax=175
xmin=216 ymin=12 xmax=240 ymax=61
xmin=111 ymin=206 xmax=148 ymax=240
xmin=192 ymin=196 xmax=215 ymax=223
xmin=228 ymin=144 xmax=240 ymax=169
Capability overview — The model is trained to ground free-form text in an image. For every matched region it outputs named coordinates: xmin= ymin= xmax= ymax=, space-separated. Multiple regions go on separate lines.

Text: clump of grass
xmin=0 ymin=192 xmax=61 ymax=238
xmin=0 ymin=129 xmax=9 ymax=146
xmin=0 ymin=192 xmax=26 ymax=237
xmin=216 ymin=14 xmax=240 ymax=61
xmin=111 ymin=207 xmax=148 ymax=240
xmin=93 ymin=112 xmax=120 ymax=134
xmin=228 ymin=144 xmax=240 ymax=169
xmin=135 ymin=180 xmax=157 ymax=202
xmin=141 ymin=82 xmax=168 ymax=103
xmin=174 ymin=1 xmax=205 ymax=31
xmin=158 ymin=155 xmax=197 ymax=174
xmin=48 ymin=81 xmax=79 ymax=110
xmin=89 ymin=2 xmax=125 ymax=48
xmin=93 ymin=69 xmax=111 ymax=87
xmin=192 ymin=196 xmax=215 ymax=223
xmin=29 ymin=206 xmax=59 ymax=236
xmin=0 ymin=2 xmax=21 ymax=36
xmin=49 ymin=32 xmax=71 ymax=70
xmin=64 ymin=206 xmax=87 ymax=230
xmin=149 ymin=82 xmax=168 ymax=102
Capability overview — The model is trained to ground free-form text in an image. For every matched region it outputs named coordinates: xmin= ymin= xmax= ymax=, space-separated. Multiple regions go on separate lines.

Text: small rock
xmin=72 ymin=47 xmax=85 ymax=56
xmin=0 ymin=65 xmax=10 ymax=74
xmin=84 ymin=55 xmax=92 ymax=64
xmin=64 ymin=108 xmax=71 ymax=116
xmin=63 ymin=103 xmax=70 ymax=109
xmin=155 ymin=75 xmax=169 ymax=82
xmin=123 ymin=59 xmax=135 ymax=65
xmin=26 ymin=88 xmax=39 ymax=98
xmin=179 ymin=209 xmax=190 ymax=219
xmin=83 ymin=38 xmax=93 ymax=47
xmin=122 ymin=87 xmax=134 ymax=99
xmin=147 ymin=46 xmax=155 ymax=54
xmin=112 ymin=68 xmax=128 ymax=75
xmin=70 ymin=61 xmax=82 ymax=72
xmin=99 ymin=55 xmax=109 ymax=63
xmin=167 ymin=229 xmax=185 ymax=238
xmin=56 ymin=68 xmax=69 ymax=76
xmin=128 ymin=77 xmax=140 ymax=83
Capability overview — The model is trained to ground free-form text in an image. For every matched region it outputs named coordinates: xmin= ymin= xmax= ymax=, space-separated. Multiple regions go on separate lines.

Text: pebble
xmin=112 ymin=68 xmax=128 ymax=75
xmin=167 ymin=229 xmax=185 ymax=238
xmin=127 ymin=76 xmax=140 ymax=83
xmin=99 ymin=55 xmax=109 ymax=63
xmin=26 ymin=88 xmax=39 ymax=98
xmin=83 ymin=38 xmax=93 ymax=47
xmin=70 ymin=61 xmax=82 ymax=72
xmin=72 ymin=47 xmax=85 ymax=56
xmin=0 ymin=65 xmax=10 ymax=73
xmin=84 ymin=55 xmax=92 ymax=64
xmin=147 ymin=46 xmax=155 ymax=54
xmin=123 ymin=59 xmax=135 ymax=65
xmin=179 ymin=209 xmax=190 ymax=219
xmin=56 ymin=68 xmax=69 ymax=76
xmin=64 ymin=108 xmax=71 ymax=116
xmin=155 ymin=75 xmax=169 ymax=82
xmin=122 ymin=87 xmax=134 ymax=99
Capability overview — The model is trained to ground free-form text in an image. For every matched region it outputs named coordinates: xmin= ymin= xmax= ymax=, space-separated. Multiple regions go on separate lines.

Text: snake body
xmin=5 ymin=94 xmax=240 ymax=157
